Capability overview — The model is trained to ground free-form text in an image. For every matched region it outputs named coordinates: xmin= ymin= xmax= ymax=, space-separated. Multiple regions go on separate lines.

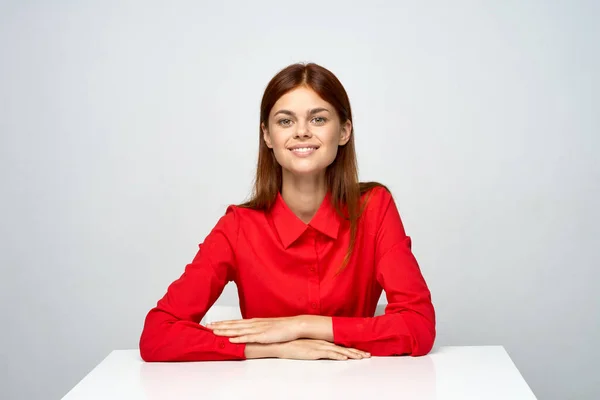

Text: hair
xmin=238 ymin=62 xmax=388 ymax=273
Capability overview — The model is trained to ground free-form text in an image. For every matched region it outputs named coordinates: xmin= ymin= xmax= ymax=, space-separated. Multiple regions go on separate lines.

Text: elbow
xmin=139 ymin=345 xmax=155 ymax=362
xmin=139 ymin=328 xmax=161 ymax=362
xmin=140 ymin=328 xmax=175 ymax=362
xmin=411 ymin=319 xmax=436 ymax=357
xmin=412 ymin=330 xmax=435 ymax=356
xmin=139 ymin=311 xmax=171 ymax=362
xmin=140 ymin=348 xmax=166 ymax=363
xmin=372 ymin=316 xmax=436 ymax=358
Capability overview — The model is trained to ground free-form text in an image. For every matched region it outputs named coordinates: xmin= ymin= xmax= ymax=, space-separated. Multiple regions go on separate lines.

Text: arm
xmin=331 ymin=190 xmax=436 ymax=356
xmin=208 ymin=190 xmax=434 ymax=356
xmin=139 ymin=206 xmax=247 ymax=362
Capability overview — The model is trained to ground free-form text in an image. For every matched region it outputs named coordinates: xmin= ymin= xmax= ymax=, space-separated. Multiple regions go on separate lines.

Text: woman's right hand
xmin=246 ymin=339 xmax=370 ymax=360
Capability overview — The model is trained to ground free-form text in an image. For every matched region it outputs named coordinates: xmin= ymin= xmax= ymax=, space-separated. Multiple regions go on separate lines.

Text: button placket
xmin=306 ymin=228 xmax=321 ymax=314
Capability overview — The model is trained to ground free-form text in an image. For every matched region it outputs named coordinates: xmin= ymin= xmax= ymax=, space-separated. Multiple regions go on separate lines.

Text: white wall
xmin=1 ymin=1 xmax=598 ymax=399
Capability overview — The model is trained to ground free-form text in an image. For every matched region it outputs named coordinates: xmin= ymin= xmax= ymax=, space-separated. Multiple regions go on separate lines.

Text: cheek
xmin=269 ymin=136 xmax=289 ymax=164
xmin=269 ymin=134 xmax=287 ymax=153
xmin=321 ymin=130 xmax=341 ymax=155
xmin=272 ymin=148 xmax=288 ymax=164
xmin=321 ymin=146 xmax=339 ymax=165
xmin=267 ymin=127 xmax=287 ymax=147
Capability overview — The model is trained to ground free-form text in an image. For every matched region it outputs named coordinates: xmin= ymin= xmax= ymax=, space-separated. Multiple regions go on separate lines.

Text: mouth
xmin=289 ymin=145 xmax=320 ymax=154
xmin=289 ymin=146 xmax=319 ymax=157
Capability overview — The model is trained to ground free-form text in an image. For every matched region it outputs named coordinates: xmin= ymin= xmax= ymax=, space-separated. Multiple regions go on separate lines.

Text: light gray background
xmin=1 ymin=1 xmax=598 ymax=399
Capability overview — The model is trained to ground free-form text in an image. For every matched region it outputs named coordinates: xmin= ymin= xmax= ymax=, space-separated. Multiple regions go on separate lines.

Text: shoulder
xmin=203 ymin=205 xmax=241 ymax=240
xmin=204 ymin=204 xmax=264 ymax=248
xmin=225 ymin=203 xmax=266 ymax=219
xmin=220 ymin=203 xmax=268 ymax=229
xmin=361 ymin=183 xmax=394 ymax=214
xmin=359 ymin=183 xmax=404 ymax=232
xmin=360 ymin=184 xmax=410 ymax=252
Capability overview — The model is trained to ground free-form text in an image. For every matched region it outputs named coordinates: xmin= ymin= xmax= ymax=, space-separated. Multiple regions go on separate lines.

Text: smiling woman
xmin=139 ymin=62 xmax=436 ymax=362
xmin=262 ymin=87 xmax=351 ymax=179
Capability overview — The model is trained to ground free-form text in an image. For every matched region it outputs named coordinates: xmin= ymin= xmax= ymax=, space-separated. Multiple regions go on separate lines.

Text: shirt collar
xmin=270 ymin=191 xmax=341 ymax=249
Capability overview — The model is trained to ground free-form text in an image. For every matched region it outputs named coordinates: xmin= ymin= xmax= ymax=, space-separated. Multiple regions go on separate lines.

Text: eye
xmin=277 ymin=118 xmax=293 ymax=127
xmin=312 ymin=116 xmax=327 ymax=125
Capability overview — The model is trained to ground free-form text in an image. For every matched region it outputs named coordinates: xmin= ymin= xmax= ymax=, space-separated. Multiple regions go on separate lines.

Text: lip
xmin=288 ymin=144 xmax=320 ymax=150
xmin=288 ymin=145 xmax=319 ymax=158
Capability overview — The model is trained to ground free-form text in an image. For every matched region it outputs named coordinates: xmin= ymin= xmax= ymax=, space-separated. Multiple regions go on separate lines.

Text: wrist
xmin=245 ymin=343 xmax=281 ymax=359
xmin=295 ymin=315 xmax=310 ymax=339
xmin=296 ymin=315 xmax=333 ymax=341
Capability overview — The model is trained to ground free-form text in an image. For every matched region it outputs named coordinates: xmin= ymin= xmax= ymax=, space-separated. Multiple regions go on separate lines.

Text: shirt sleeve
xmin=332 ymin=189 xmax=436 ymax=356
xmin=139 ymin=206 xmax=246 ymax=362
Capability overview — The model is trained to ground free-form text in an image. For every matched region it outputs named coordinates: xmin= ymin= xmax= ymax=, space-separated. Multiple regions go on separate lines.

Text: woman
xmin=139 ymin=62 xmax=436 ymax=362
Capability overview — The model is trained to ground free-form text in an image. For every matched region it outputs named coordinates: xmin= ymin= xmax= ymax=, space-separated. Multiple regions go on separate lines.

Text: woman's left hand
xmin=206 ymin=316 xmax=305 ymax=344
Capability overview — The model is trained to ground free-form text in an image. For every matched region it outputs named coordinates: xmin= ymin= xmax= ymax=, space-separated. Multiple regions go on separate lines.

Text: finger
xmin=334 ymin=347 xmax=362 ymax=359
xmin=207 ymin=324 xmax=253 ymax=331
xmin=320 ymin=343 xmax=366 ymax=359
xmin=312 ymin=343 xmax=354 ymax=360
xmin=207 ymin=319 xmax=244 ymax=325
xmin=212 ymin=317 xmax=289 ymax=327
xmin=323 ymin=350 xmax=348 ymax=361
xmin=228 ymin=334 xmax=265 ymax=344
xmin=208 ymin=319 xmax=257 ymax=327
xmin=347 ymin=348 xmax=370 ymax=359
xmin=212 ymin=327 xmax=263 ymax=337
xmin=207 ymin=321 xmax=264 ymax=330
xmin=323 ymin=342 xmax=370 ymax=358
xmin=341 ymin=346 xmax=370 ymax=357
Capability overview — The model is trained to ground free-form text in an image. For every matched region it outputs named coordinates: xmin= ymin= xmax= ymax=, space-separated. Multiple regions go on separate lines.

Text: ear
xmin=338 ymin=119 xmax=352 ymax=146
xmin=262 ymin=122 xmax=273 ymax=148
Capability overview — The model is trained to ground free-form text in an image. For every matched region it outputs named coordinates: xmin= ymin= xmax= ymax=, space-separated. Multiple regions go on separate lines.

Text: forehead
xmin=271 ymin=87 xmax=331 ymax=112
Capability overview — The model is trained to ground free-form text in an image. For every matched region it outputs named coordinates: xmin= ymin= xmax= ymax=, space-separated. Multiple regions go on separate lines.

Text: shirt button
xmin=311 ymin=302 xmax=318 ymax=309
xmin=218 ymin=341 xmax=226 ymax=349
xmin=309 ymin=266 xmax=316 ymax=272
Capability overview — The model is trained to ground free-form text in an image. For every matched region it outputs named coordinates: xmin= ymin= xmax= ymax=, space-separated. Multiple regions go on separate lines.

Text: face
xmin=262 ymin=86 xmax=352 ymax=178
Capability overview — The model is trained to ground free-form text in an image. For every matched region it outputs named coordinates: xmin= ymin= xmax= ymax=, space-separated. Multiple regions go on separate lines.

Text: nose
xmin=294 ymin=120 xmax=312 ymax=138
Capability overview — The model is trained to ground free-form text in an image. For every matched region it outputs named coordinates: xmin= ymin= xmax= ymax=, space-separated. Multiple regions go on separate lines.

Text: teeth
xmin=291 ymin=147 xmax=316 ymax=153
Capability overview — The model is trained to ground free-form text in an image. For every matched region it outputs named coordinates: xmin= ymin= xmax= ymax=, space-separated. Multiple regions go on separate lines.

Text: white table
xmin=62 ymin=346 xmax=536 ymax=399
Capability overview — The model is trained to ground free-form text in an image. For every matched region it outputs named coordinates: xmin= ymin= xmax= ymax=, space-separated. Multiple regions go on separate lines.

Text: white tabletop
xmin=62 ymin=346 xmax=536 ymax=399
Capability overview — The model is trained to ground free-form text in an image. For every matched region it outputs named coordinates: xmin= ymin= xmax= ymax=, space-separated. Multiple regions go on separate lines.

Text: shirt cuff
xmin=214 ymin=337 xmax=247 ymax=360
xmin=332 ymin=316 xmax=370 ymax=347
xmin=332 ymin=314 xmax=412 ymax=350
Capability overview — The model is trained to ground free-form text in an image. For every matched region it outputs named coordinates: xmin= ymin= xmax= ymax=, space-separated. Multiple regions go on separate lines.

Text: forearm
xmin=208 ymin=315 xmax=335 ymax=351
xmin=332 ymin=312 xmax=435 ymax=356
xmin=297 ymin=315 xmax=334 ymax=342
xmin=140 ymin=309 xmax=246 ymax=362
xmin=245 ymin=343 xmax=282 ymax=359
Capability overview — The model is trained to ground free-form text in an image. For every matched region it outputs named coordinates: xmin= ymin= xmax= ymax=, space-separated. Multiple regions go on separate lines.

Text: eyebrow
xmin=273 ymin=107 xmax=331 ymax=117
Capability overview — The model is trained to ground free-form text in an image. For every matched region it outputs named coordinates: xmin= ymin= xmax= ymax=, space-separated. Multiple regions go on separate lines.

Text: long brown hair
xmin=239 ymin=62 xmax=387 ymax=273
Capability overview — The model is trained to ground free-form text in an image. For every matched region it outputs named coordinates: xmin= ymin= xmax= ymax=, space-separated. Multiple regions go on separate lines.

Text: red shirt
xmin=140 ymin=186 xmax=435 ymax=361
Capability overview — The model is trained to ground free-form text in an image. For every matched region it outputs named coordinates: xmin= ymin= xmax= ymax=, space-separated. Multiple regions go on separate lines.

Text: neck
xmin=281 ymin=172 xmax=327 ymax=224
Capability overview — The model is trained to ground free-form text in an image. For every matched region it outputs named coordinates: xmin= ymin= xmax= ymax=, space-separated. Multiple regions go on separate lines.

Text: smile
xmin=289 ymin=147 xmax=319 ymax=157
